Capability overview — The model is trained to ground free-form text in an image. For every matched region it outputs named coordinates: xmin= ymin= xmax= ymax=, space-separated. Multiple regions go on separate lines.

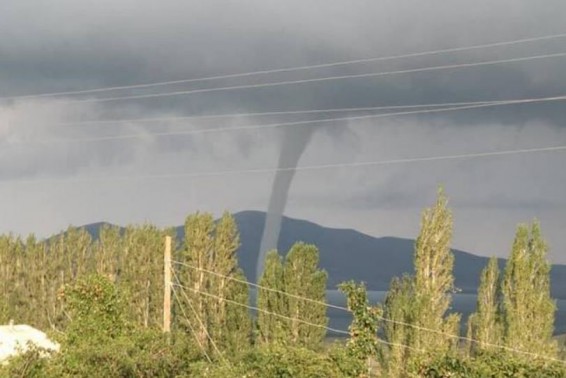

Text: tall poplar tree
xmin=208 ymin=213 xmax=241 ymax=343
xmin=380 ymin=189 xmax=460 ymax=371
xmin=467 ymin=256 xmax=502 ymax=353
xmin=179 ymin=212 xmax=250 ymax=356
xmin=381 ymin=275 xmax=414 ymax=378
xmin=0 ymin=235 xmax=11 ymax=323
xmin=411 ymin=189 xmax=460 ymax=354
xmin=95 ymin=224 xmax=123 ymax=280
xmin=257 ymin=243 xmax=328 ymax=349
xmin=222 ymin=270 xmax=252 ymax=354
xmin=180 ymin=212 xmax=215 ymax=352
xmin=501 ymin=222 xmax=557 ymax=358
xmin=283 ymin=242 xmax=328 ymax=349
xmin=120 ymin=225 xmax=165 ymax=328
xmin=257 ymin=250 xmax=287 ymax=345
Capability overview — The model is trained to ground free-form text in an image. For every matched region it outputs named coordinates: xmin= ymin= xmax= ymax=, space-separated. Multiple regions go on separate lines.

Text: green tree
xmin=283 ymin=242 xmax=328 ymax=349
xmin=221 ymin=270 xmax=252 ymax=355
xmin=411 ymin=189 xmax=460 ymax=355
xmin=257 ymin=250 xmax=287 ymax=345
xmin=501 ymin=221 xmax=557 ymax=359
xmin=379 ymin=189 xmax=460 ymax=374
xmin=339 ymin=281 xmax=382 ymax=377
xmin=257 ymin=243 xmax=328 ymax=349
xmin=62 ymin=274 xmax=129 ymax=345
xmin=179 ymin=212 xmax=251 ymax=357
xmin=59 ymin=227 xmax=93 ymax=281
xmin=0 ymin=235 xmax=24 ymax=323
xmin=381 ymin=275 xmax=414 ymax=378
xmin=180 ymin=212 xmax=216 ymax=353
xmin=94 ymin=225 xmax=123 ymax=280
xmin=467 ymin=257 xmax=502 ymax=354
xmin=119 ymin=225 xmax=165 ymax=328
xmin=46 ymin=227 xmax=94 ymax=328
xmin=0 ymin=235 xmax=12 ymax=323
xmin=207 ymin=213 xmax=244 ymax=346
xmin=21 ymin=235 xmax=47 ymax=327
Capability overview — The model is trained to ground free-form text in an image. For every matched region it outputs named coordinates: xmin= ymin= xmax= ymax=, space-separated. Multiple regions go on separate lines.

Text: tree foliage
xmin=178 ymin=212 xmax=251 ymax=358
xmin=411 ymin=189 xmax=460 ymax=355
xmin=257 ymin=250 xmax=287 ymax=345
xmin=339 ymin=280 xmax=382 ymax=377
xmin=377 ymin=189 xmax=461 ymax=376
xmin=0 ymin=206 xmax=564 ymax=376
xmin=416 ymin=351 xmax=566 ymax=378
xmin=257 ymin=243 xmax=328 ymax=349
xmin=501 ymin=221 xmax=557 ymax=359
xmin=283 ymin=242 xmax=328 ymax=349
xmin=381 ymin=274 xmax=414 ymax=377
xmin=467 ymin=256 xmax=503 ymax=353
xmin=61 ymin=274 xmax=129 ymax=344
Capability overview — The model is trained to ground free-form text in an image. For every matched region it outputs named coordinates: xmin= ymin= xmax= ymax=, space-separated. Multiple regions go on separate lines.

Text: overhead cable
xmin=31 ymin=52 xmax=566 ymax=105
xmin=3 ymin=144 xmax=565 ymax=185
xmin=3 ymin=32 xmax=566 ymax=101
xmin=17 ymin=95 xmax=566 ymax=144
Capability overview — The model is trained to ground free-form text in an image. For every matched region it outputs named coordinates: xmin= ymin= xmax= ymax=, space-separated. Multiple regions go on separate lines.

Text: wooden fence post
xmin=163 ymin=235 xmax=172 ymax=333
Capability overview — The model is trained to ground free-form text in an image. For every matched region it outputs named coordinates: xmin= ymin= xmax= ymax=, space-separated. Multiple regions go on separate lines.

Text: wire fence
xmin=171 ymin=260 xmax=566 ymax=365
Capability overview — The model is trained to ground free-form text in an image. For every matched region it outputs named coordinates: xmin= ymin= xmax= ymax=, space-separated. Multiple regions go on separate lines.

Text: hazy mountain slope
xmin=75 ymin=210 xmax=566 ymax=298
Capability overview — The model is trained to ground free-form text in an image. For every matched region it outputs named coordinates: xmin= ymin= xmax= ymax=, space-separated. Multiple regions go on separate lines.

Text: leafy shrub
xmin=242 ymin=345 xmax=336 ymax=377
xmin=187 ymin=344 xmax=353 ymax=378
xmin=417 ymin=351 xmax=566 ymax=378
xmin=0 ymin=345 xmax=53 ymax=378
xmin=0 ymin=329 xmax=196 ymax=378
xmin=0 ymin=274 xmax=202 ymax=377
xmin=60 ymin=274 xmax=129 ymax=344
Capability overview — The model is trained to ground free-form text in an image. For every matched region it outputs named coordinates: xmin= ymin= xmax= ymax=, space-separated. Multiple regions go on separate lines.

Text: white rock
xmin=0 ymin=323 xmax=60 ymax=364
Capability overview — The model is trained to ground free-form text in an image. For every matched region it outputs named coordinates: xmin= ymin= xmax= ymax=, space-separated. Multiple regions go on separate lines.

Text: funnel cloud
xmin=257 ymin=127 xmax=314 ymax=280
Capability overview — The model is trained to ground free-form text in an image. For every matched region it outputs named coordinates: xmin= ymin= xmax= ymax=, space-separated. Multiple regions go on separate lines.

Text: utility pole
xmin=163 ymin=235 xmax=172 ymax=333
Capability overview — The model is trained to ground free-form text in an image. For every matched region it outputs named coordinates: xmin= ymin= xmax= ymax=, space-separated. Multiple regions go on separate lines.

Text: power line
xmin=173 ymin=272 xmax=412 ymax=375
xmin=170 ymin=285 xmax=213 ymax=364
xmin=27 ymin=52 xmax=566 ymax=105
xmin=52 ymin=100 xmax=501 ymax=128
xmin=170 ymin=284 xmax=357 ymax=344
xmin=3 ymin=144 xmax=565 ymax=185
xmin=171 ymin=269 xmax=230 ymax=368
xmin=172 ymin=260 xmax=348 ymax=313
xmin=171 ymin=279 xmax=425 ymax=354
xmin=3 ymin=32 xmax=566 ymax=101
xmin=172 ymin=259 xmax=566 ymax=364
xmin=18 ymin=95 xmax=566 ymax=144
xmin=170 ymin=284 xmax=348 ymax=336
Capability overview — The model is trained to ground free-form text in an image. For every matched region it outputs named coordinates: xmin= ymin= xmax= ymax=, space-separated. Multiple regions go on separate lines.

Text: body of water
xmin=326 ymin=290 xmax=566 ymax=337
xmin=250 ymin=290 xmax=566 ymax=337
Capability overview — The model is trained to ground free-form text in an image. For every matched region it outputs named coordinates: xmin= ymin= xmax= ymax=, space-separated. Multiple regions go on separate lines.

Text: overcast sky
xmin=1 ymin=1 xmax=565 ymax=263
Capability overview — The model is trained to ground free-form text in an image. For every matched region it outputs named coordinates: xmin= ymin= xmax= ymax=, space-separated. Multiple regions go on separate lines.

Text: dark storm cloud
xmin=1 ymin=0 xmax=566 ymax=261
xmin=2 ymin=0 xmax=566 ymax=118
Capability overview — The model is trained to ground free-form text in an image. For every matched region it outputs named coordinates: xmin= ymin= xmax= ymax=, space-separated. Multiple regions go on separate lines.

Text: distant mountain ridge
xmin=73 ymin=210 xmax=566 ymax=299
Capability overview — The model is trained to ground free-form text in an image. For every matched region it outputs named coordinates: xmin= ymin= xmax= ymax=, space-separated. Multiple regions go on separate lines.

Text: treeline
xmin=1 ymin=191 xmax=565 ymax=377
xmin=342 ymin=191 xmax=563 ymax=377
xmin=0 ymin=224 xmax=169 ymax=330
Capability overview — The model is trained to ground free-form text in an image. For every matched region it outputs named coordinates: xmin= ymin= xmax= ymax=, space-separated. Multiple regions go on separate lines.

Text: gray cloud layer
xmin=1 ymin=0 xmax=565 ymax=261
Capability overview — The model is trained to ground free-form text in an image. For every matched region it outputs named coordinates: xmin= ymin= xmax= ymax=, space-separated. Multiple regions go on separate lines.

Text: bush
xmin=0 ymin=329 xmax=196 ymax=378
xmin=0 ymin=345 xmax=53 ymax=378
xmin=326 ymin=343 xmax=367 ymax=377
xmin=243 ymin=345 xmax=335 ymax=377
xmin=60 ymin=274 xmax=129 ymax=344
xmin=417 ymin=351 xmax=566 ymax=378
xmin=186 ymin=344 xmax=354 ymax=378
xmin=0 ymin=275 xmax=201 ymax=377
